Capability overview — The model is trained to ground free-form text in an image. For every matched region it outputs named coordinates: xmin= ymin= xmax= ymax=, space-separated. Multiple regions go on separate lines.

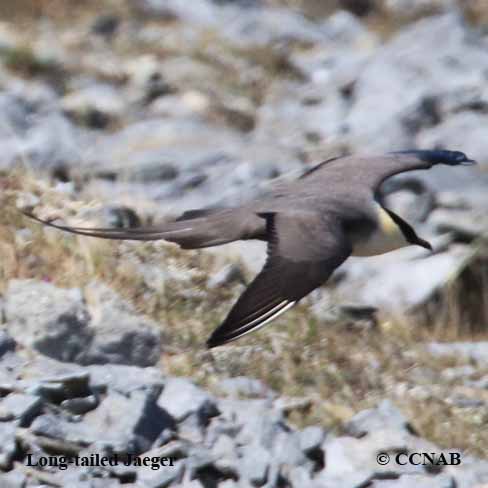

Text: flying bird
xmin=23 ymin=150 xmax=476 ymax=347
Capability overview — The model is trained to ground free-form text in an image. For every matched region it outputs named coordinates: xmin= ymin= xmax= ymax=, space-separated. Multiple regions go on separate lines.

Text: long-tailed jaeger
xmin=24 ymin=149 xmax=476 ymax=347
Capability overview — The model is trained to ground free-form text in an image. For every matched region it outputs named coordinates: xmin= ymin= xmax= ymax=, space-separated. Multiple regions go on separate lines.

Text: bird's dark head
xmin=434 ymin=150 xmax=477 ymax=166
xmin=392 ymin=149 xmax=477 ymax=166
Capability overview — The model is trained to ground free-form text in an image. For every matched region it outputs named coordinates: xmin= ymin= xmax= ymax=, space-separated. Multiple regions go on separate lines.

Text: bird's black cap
xmin=391 ymin=149 xmax=477 ymax=166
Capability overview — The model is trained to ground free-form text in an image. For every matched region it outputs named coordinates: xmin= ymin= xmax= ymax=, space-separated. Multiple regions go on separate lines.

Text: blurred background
xmin=1 ymin=1 xmax=488 ymax=486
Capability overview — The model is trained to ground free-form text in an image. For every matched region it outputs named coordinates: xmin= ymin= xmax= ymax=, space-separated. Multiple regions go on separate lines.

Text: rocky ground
xmin=1 ymin=0 xmax=488 ymax=486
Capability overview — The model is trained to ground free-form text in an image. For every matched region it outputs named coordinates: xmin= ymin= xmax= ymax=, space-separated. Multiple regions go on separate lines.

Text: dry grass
xmin=0 ymin=0 xmax=119 ymax=22
xmin=2 ymin=171 xmax=488 ymax=457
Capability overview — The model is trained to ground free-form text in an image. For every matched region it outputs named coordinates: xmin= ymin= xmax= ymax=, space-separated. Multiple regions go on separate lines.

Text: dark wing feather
xmin=381 ymin=207 xmax=432 ymax=250
xmin=206 ymin=212 xmax=351 ymax=347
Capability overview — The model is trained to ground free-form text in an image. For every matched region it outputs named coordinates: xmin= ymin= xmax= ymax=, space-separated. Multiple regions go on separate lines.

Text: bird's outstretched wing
xmin=206 ymin=212 xmax=352 ymax=347
xmin=300 ymin=150 xmax=475 ymax=193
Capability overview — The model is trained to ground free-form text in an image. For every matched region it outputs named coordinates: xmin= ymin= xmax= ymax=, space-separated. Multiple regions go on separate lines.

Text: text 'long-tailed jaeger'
xmin=24 ymin=149 xmax=476 ymax=347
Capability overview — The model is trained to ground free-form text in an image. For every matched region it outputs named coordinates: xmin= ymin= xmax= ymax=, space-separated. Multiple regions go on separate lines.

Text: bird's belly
xmin=351 ymin=228 xmax=408 ymax=256
xmin=350 ymin=206 xmax=408 ymax=257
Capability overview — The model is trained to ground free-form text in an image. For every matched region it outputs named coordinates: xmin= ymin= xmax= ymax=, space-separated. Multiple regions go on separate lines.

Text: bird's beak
xmin=460 ymin=159 xmax=477 ymax=166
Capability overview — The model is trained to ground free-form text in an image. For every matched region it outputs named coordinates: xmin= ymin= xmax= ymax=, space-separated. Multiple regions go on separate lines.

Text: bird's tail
xmin=22 ymin=208 xmax=263 ymax=249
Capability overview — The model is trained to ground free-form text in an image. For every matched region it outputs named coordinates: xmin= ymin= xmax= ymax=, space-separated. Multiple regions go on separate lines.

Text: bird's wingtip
xmin=206 ymin=335 xmax=224 ymax=349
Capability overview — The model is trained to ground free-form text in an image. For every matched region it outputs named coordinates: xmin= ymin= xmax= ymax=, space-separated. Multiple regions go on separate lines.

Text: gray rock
xmin=84 ymin=118 xmax=242 ymax=178
xmin=84 ymin=281 xmax=134 ymax=314
xmin=206 ymin=264 xmax=246 ymax=290
xmin=186 ymin=445 xmax=216 ymax=478
xmin=0 ymin=330 xmax=16 ymax=357
xmin=1 ymin=392 xmax=42 ymax=426
xmin=467 ymin=375 xmax=488 ymax=390
xmin=218 ymin=480 xmax=240 ymax=488
xmin=30 ymin=413 xmax=91 ymax=445
xmin=0 ymin=423 xmax=18 ymax=469
xmin=129 ymin=162 xmax=179 ymax=183
xmin=221 ymin=5 xmax=327 ymax=47
xmin=291 ymin=11 xmax=377 ymax=88
xmin=383 ymin=0 xmax=455 ymax=21
xmin=315 ymin=441 xmax=373 ymax=486
xmin=134 ymin=0 xmax=221 ymax=24
xmin=310 ymin=296 xmax=378 ymax=330
xmin=216 ymin=376 xmax=276 ymax=399
xmin=273 ymin=431 xmax=309 ymax=469
xmin=20 ymin=111 xmax=86 ymax=171
xmin=239 ymin=443 xmax=270 ymax=485
xmin=91 ymin=14 xmax=120 ymax=38
xmin=441 ymin=365 xmax=476 ymax=382
xmin=288 ymin=465 xmax=315 ymax=488
xmin=418 ymin=112 xmax=488 ymax=168
xmin=136 ymin=0 xmax=324 ymax=47
xmin=436 ymin=188 xmax=488 ymax=212
xmin=253 ymin=80 xmax=348 ymax=159
xmin=446 ymin=395 xmax=484 ymax=408
xmin=91 ymin=206 xmax=142 ymax=229
xmin=336 ymin=245 xmax=473 ymax=312
xmin=157 ymin=378 xmax=219 ymax=423
xmin=82 ymin=116 xmax=271 ymax=214
xmin=148 ymin=439 xmax=191 ymax=459
xmin=61 ymin=395 xmax=99 ymax=415
xmin=82 ymin=387 xmax=172 ymax=453
xmin=177 ymin=412 xmax=207 ymax=444
xmin=218 ymin=398 xmax=286 ymax=448
xmin=346 ymin=14 xmax=488 ymax=152
xmin=136 ymin=457 xmax=185 ymax=488
xmin=211 ymin=435 xmax=239 ymax=477
xmin=432 ymin=85 xmax=488 ymax=119
xmin=427 ymin=342 xmax=488 ymax=366
xmin=339 ymin=0 xmax=377 ymax=16
xmin=324 ymin=10 xmax=377 ymax=46
xmin=206 ymin=415 xmax=241 ymax=449
xmin=0 ymin=470 xmax=27 ymax=488
xmin=31 ymin=386 xmax=171 ymax=454
xmin=373 ymin=473 xmax=456 ymax=487
xmin=80 ymin=282 xmax=162 ymax=367
xmin=0 ymin=92 xmax=31 ymax=135
xmin=318 ymin=426 xmax=446 ymax=486
xmin=85 ymin=363 xmax=165 ymax=396
xmin=445 ymin=458 xmax=488 ymax=488
xmin=299 ymin=425 xmax=326 ymax=455
xmin=380 ymin=178 xmax=436 ymax=223
xmin=179 ymin=480 xmax=205 ymax=488
xmin=4 ymin=280 xmax=92 ymax=363
xmin=430 ymin=207 xmax=488 ymax=241
xmin=81 ymin=308 xmax=161 ymax=367
xmin=0 ymin=92 xmax=39 ymax=170
xmin=345 ymin=399 xmax=414 ymax=437
xmin=150 ymin=59 xmax=216 ymax=98
xmin=28 ymin=370 xmax=91 ymax=403
xmin=62 ymin=84 xmax=126 ymax=129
